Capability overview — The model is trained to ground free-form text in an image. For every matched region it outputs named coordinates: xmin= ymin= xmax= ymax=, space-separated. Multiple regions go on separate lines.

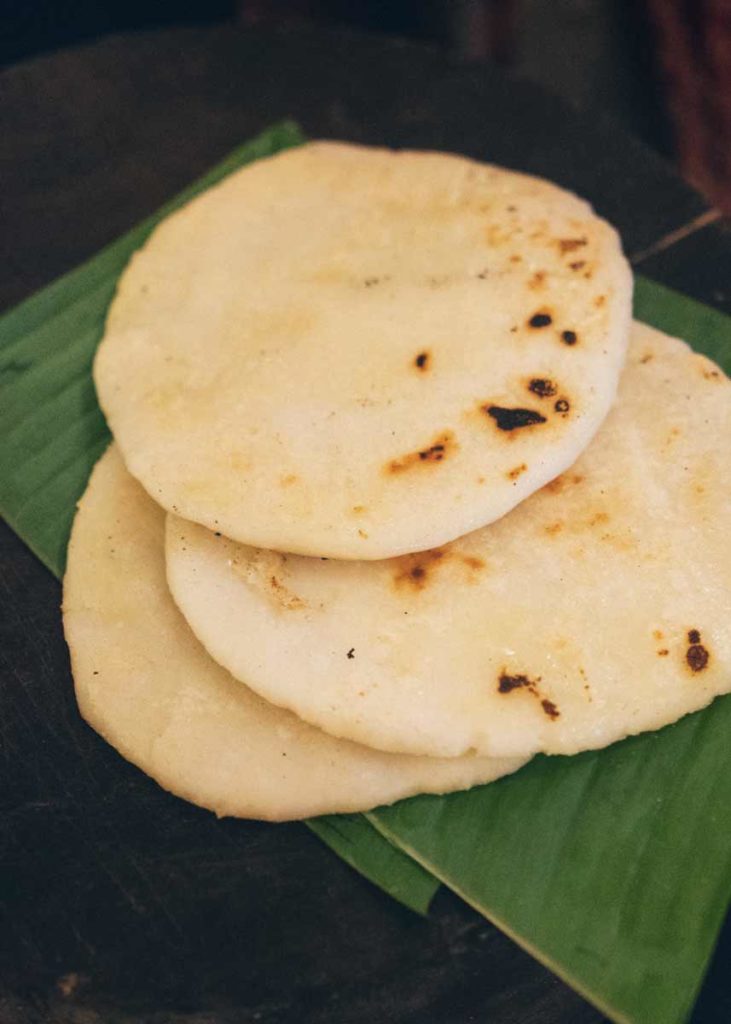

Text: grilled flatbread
xmin=62 ymin=447 xmax=526 ymax=820
xmin=95 ymin=141 xmax=631 ymax=559
xmin=166 ymin=324 xmax=731 ymax=759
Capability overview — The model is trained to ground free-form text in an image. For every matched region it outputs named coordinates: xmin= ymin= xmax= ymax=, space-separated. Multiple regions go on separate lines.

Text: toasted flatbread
xmin=62 ymin=447 xmax=526 ymax=820
xmin=166 ymin=324 xmax=731 ymax=758
xmin=95 ymin=141 xmax=631 ymax=559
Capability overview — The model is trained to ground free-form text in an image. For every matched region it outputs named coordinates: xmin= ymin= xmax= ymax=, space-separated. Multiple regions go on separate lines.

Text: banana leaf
xmin=0 ymin=121 xmax=305 ymax=578
xmin=365 ymin=278 xmax=731 ymax=1024
xmin=309 ymin=814 xmax=437 ymax=915
xmin=0 ymin=120 xmax=437 ymax=917
xmin=1 ymin=121 xmax=729 ymax=1023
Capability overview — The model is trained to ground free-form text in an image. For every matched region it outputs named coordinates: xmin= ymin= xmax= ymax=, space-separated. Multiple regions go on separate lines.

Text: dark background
xmin=1 ymin=7 xmax=730 ymax=1024
xmin=0 ymin=0 xmax=672 ymax=156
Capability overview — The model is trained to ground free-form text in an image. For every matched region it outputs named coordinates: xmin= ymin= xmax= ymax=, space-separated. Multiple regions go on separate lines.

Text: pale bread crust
xmin=166 ymin=324 xmax=731 ymax=759
xmin=62 ymin=447 xmax=526 ymax=820
xmin=95 ymin=141 xmax=631 ymax=559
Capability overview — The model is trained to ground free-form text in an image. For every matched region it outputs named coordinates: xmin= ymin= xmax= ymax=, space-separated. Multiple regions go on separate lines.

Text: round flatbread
xmin=166 ymin=323 xmax=731 ymax=759
xmin=62 ymin=447 xmax=526 ymax=820
xmin=95 ymin=141 xmax=631 ymax=559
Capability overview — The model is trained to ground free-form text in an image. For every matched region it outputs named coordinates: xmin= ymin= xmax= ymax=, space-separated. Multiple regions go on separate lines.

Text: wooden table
xmin=1 ymin=23 xmax=729 ymax=1024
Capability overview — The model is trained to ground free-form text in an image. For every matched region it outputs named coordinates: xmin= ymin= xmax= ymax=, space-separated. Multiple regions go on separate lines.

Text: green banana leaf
xmin=1 ymin=121 xmax=729 ymax=1024
xmin=309 ymin=814 xmax=437 ymax=915
xmin=369 ymin=701 xmax=731 ymax=1024
xmin=363 ymin=277 xmax=731 ymax=1023
xmin=0 ymin=120 xmax=437 ymax=917
xmin=0 ymin=121 xmax=305 ymax=578
xmin=365 ymin=280 xmax=731 ymax=1024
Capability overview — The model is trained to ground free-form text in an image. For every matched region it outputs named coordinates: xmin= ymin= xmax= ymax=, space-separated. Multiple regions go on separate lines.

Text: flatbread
xmin=95 ymin=141 xmax=632 ymax=559
xmin=166 ymin=324 xmax=731 ymax=759
xmin=62 ymin=447 xmax=526 ymax=820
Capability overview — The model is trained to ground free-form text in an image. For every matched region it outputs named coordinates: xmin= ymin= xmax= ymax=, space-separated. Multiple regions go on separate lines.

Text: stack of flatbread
xmin=63 ymin=143 xmax=731 ymax=821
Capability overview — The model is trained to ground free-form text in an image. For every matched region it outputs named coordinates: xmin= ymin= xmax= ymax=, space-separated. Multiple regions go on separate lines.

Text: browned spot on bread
xmin=351 ymin=505 xmax=367 ymax=516
xmin=594 ymin=295 xmax=606 ymax=308
xmin=358 ymin=528 xmax=369 ymax=538
xmin=528 ymin=310 xmax=553 ymax=329
xmin=510 ymin=254 xmax=523 ymax=264
xmin=269 ymin=575 xmax=306 ymax=611
xmin=507 ymin=463 xmax=528 ymax=480
xmin=280 ymin=474 xmax=299 ymax=487
xmin=483 ymin=405 xmax=547 ymax=432
xmin=686 ymin=629 xmax=710 ymax=672
xmin=587 ymin=511 xmax=609 ymax=527
xmin=497 ymin=671 xmax=560 ymax=719
xmin=544 ymin=472 xmax=584 ymax=495
xmin=545 ymin=522 xmax=563 ymax=535
xmin=704 ymin=368 xmax=721 ymax=380
xmin=559 ymin=237 xmax=587 ymax=254
xmin=569 ymin=260 xmax=586 ymax=271
xmin=529 ymin=271 xmax=546 ymax=290
xmin=498 ymin=672 xmax=535 ymax=694
xmin=541 ymin=699 xmax=560 ymax=719
xmin=687 ymin=645 xmax=709 ymax=672
xmin=554 ymin=398 xmax=570 ymax=415
xmin=561 ymin=330 xmax=578 ymax=346
xmin=658 ymin=649 xmax=669 ymax=656
xmin=414 ymin=351 xmax=430 ymax=371
xmin=393 ymin=548 xmax=447 ymax=591
xmin=485 ymin=224 xmax=511 ymax=246
xmin=597 ymin=530 xmax=637 ymax=554
xmin=386 ymin=431 xmax=457 ymax=474
xmin=578 ymin=666 xmax=592 ymax=701
xmin=653 ymin=629 xmax=664 ymax=641
xmin=528 ymin=378 xmax=557 ymax=398
xmin=231 ymin=552 xmax=307 ymax=611
xmin=393 ymin=548 xmax=485 ymax=592
xmin=640 ymin=353 xmax=654 ymax=364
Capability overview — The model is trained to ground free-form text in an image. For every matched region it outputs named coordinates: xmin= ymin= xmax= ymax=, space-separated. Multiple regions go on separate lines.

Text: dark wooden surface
xmin=1 ymin=24 xmax=729 ymax=1024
